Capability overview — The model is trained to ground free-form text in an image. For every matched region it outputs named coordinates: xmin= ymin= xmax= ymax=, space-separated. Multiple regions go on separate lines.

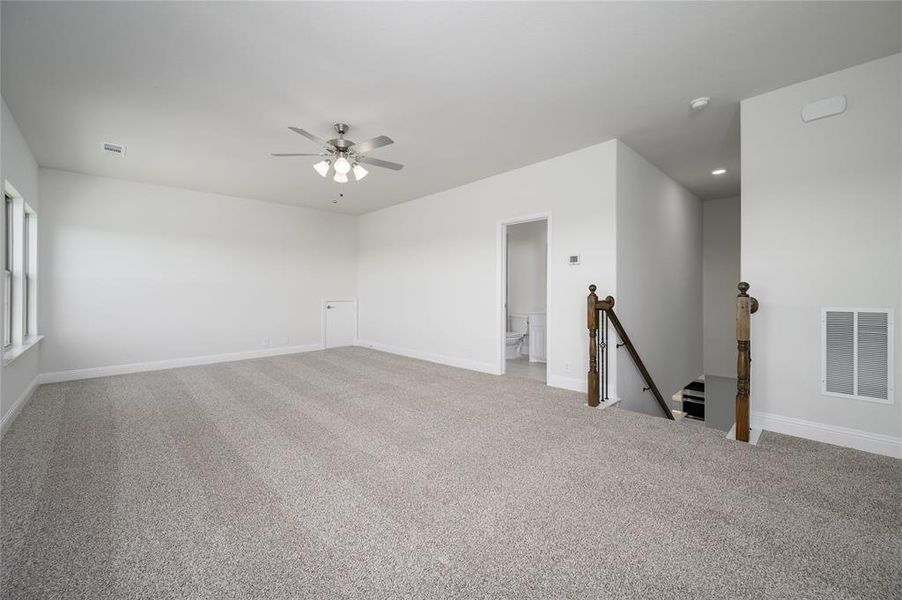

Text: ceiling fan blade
xmin=353 ymin=135 xmax=394 ymax=154
xmin=288 ymin=126 xmax=329 ymax=147
xmin=271 ymin=152 xmax=328 ymax=157
xmin=357 ymin=155 xmax=404 ymax=171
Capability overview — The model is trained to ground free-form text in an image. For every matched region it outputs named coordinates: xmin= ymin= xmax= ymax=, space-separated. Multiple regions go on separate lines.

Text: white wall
xmin=742 ymin=53 xmax=901 ymax=452
xmin=701 ymin=197 xmax=741 ymax=432
xmin=703 ymin=196 xmax=741 ymax=378
xmin=39 ymin=169 xmax=357 ymax=376
xmin=357 ymin=140 xmax=618 ymax=391
xmin=506 ymin=220 xmax=547 ymax=318
xmin=1 ymin=98 xmax=41 ymax=425
xmin=615 ymin=141 xmax=702 ymax=416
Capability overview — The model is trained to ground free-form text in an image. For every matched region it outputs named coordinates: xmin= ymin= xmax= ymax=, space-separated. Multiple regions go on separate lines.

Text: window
xmin=823 ymin=308 xmax=894 ymax=404
xmin=3 ymin=195 xmax=11 ymax=348
xmin=2 ymin=185 xmax=38 ymax=356
xmin=23 ymin=211 xmax=35 ymax=337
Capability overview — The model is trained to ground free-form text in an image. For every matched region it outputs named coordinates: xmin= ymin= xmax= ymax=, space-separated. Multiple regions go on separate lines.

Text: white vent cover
xmin=801 ymin=95 xmax=847 ymax=123
xmin=102 ymin=142 xmax=126 ymax=157
xmin=822 ymin=309 xmax=894 ymax=403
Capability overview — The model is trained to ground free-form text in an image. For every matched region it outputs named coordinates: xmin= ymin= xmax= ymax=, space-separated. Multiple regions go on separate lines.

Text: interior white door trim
xmin=496 ymin=212 xmax=552 ymax=377
xmin=321 ymin=297 xmax=358 ymax=349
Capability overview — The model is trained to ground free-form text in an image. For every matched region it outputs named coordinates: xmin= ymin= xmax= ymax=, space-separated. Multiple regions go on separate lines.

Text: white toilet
xmin=506 ymin=314 xmax=529 ymax=360
xmin=505 ymin=332 xmax=524 ymax=359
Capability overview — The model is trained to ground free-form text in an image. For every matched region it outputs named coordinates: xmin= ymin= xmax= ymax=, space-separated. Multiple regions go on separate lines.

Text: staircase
xmin=680 ymin=379 xmax=705 ymax=420
xmin=586 ymin=285 xmax=675 ymax=419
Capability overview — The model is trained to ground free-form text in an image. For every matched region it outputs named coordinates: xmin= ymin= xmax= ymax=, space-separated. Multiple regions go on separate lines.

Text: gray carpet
xmin=2 ymin=347 xmax=900 ymax=599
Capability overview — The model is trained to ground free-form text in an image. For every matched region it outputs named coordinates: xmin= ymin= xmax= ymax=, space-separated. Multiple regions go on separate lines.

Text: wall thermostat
xmin=568 ymin=254 xmax=581 ymax=265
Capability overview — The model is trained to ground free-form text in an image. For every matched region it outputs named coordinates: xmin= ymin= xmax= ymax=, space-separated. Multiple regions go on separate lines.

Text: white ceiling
xmin=2 ymin=2 xmax=899 ymax=215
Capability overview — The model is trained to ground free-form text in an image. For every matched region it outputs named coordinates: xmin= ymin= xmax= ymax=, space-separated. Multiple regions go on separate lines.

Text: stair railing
xmin=735 ymin=282 xmax=759 ymax=442
xmin=587 ymin=284 xmax=675 ymax=420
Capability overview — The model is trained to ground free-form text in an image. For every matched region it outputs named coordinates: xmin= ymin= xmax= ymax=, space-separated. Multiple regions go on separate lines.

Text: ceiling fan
xmin=271 ymin=123 xmax=404 ymax=183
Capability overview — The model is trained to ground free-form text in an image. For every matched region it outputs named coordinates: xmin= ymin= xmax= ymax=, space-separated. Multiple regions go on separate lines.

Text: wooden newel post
xmin=588 ymin=284 xmax=600 ymax=407
xmin=735 ymin=281 xmax=756 ymax=442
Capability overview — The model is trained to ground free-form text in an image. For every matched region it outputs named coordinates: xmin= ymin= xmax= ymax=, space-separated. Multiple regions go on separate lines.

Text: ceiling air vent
xmin=822 ymin=308 xmax=894 ymax=404
xmin=102 ymin=142 xmax=126 ymax=157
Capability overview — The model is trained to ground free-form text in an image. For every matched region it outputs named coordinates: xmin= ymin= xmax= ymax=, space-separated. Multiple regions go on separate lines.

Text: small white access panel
xmin=324 ymin=299 xmax=357 ymax=348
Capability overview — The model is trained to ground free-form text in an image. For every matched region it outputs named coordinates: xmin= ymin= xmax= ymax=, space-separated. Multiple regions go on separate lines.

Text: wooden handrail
xmin=735 ymin=282 xmax=759 ymax=442
xmin=587 ymin=285 xmax=675 ymax=420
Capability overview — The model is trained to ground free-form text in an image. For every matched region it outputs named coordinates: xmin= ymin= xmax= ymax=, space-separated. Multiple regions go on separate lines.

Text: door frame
xmin=496 ymin=212 xmax=551 ymax=376
xmin=321 ymin=297 xmax=358 ymax=349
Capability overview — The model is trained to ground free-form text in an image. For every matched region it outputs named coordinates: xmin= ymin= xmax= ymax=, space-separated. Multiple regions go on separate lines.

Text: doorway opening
xmin=499 ymin=216 xmax=549 ymax=383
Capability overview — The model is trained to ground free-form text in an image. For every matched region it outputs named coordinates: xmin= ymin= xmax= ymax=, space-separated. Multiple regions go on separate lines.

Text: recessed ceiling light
xmin=690 ymin=97 xmax=710 ymax=111
xmin=711 ymin=168 xmax=727 ymax=176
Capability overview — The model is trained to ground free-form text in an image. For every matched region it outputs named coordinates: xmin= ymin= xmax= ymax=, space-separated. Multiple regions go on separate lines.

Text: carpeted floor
xmin=2 ymin=347 xmax=900 ymax=599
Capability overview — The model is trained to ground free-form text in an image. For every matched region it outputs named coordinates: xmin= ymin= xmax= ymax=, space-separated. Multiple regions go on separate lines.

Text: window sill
xmin=2 ymin=335 xmax=44 ymax=367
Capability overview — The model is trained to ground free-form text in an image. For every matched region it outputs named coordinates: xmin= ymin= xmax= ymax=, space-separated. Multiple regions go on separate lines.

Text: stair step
xmin=684 ymin=381 xmax=705 ymax=393
xmin=684 ymin=400 xmax=705 ymax=419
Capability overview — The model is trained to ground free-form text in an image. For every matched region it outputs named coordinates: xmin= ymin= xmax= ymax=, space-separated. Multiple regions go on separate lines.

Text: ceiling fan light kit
xmin=272 ymin=123 xmax=403 ymax=189
xmin=352 ymin=163 xmax=368 ymax=181
xmin=313 ymin=159 xmax=331 ymax=177
xmin=333 ymin=156 xmax=352 ymax=174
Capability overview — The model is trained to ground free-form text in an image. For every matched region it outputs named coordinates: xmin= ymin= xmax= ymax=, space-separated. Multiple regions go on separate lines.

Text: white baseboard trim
xmin=546 ymin=374 xmax=583 ymax=392
xmin=541 ymin=374 xmax=620 ymax=402
xmin=1 ymin=375 xmax=39 ymax=437
xmin=39 ymin=344 xmax=323 ymax=384
xmin=357 ymin=342 xmax=600 ymax=399
xmin=546 ymin=374 xmax=585 ymax=393
xmin=356 ymin=342 xmax=605 ymax=400
xmin=355 ymin=340 xmax=499 ymax=375
xmin=750 ymin=411 xmax=902 ymax=459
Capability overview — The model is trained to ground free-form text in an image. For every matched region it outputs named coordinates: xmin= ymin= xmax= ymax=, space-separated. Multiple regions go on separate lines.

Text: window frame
xmin=2 ymin=182 xmax=39 ymax=359
xmin=23 ymin=208 xmax=35 ymax=338
xmin=3 ymin=194 xmax=12 ymax=349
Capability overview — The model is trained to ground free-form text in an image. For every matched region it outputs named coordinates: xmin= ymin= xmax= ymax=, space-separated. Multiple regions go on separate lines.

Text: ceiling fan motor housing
xmin=330 ymin=139 xmax=353 ymax=152
xmin=329 ymin=123 xmax=353 ymax=151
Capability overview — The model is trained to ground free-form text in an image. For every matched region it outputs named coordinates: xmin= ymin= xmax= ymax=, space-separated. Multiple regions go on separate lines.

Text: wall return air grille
xmin=102 ymin=142 xmax=126 ymax=157
xmin=822 ymin=309 xmax=894 ymax=404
